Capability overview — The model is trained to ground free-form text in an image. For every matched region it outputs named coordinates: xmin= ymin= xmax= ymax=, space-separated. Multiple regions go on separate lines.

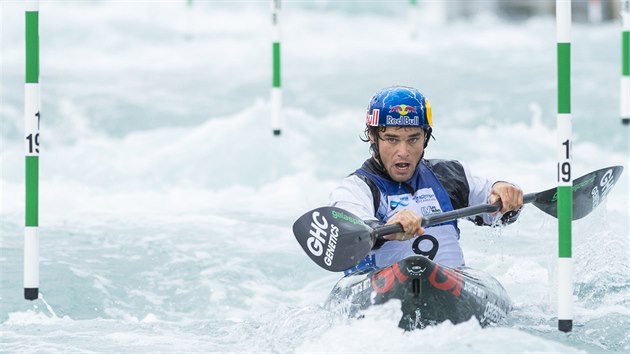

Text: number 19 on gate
xmin=558 ymin=139 xmax=571 ymax=183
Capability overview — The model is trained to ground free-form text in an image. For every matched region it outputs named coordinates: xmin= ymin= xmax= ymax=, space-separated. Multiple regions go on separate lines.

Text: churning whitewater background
xmin=1 ymin=1 xmax=629 ymax=353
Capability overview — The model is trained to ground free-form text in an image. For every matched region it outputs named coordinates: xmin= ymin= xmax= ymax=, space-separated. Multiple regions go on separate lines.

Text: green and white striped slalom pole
xmin=556 ymin=0 xmax=573 ymax=333
xmin=24 ymin=0 xmax=40 ymax=301
xmin=622 ymin=0 xmax=630 ymax=125
xmin=271 ymin=0 xmax=282 ymax=136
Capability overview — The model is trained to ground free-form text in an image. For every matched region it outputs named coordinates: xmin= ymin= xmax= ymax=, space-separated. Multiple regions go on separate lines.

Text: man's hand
xmin=383 ymin=209 xmax=424 ymax=241
xmin=489 ymin=181 xmax=523 ymax=214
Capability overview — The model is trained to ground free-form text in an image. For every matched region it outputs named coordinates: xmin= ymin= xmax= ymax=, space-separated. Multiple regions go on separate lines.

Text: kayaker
xmin=329 ymin=85 xmax=524 ymax=275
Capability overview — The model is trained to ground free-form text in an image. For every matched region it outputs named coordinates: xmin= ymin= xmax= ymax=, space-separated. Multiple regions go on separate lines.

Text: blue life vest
xmin=344 ymin=160 xmax=464 ymax=274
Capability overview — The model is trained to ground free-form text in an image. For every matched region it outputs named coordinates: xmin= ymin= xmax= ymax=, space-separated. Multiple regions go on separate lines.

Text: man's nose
xmin=396 ymin=142 xmax=411 ymax=157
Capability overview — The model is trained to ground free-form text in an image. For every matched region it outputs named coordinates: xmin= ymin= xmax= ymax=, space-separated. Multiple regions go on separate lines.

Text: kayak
xmin=324 ymin=255 xmax=512 ymax=330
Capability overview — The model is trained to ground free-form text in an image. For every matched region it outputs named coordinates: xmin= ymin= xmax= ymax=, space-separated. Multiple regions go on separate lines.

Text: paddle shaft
xmin=372 ymin=192 xmax=538 ymax=239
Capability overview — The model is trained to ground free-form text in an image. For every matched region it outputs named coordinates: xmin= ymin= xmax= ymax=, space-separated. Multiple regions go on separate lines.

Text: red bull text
xmin=385 ymin=115 xmax=419 ymax=126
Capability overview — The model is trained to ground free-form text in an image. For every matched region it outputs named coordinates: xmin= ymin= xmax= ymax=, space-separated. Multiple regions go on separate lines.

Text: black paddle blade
xmin=292 ymin=207 xmax=374 ymax=272
xmin=532 ymin=166 xmax=624 ymax=220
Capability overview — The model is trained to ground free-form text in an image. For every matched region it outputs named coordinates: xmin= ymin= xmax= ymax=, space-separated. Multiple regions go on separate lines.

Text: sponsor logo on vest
xmin=413 ymin=193 xmax=435 ymax=202
xmin=307 ymin=211 xmax=340 ymax=266
xmin=420 ymin=205 xmax=441 ymax=216
xmin=389 ymin=195 xmax=410 ymax=210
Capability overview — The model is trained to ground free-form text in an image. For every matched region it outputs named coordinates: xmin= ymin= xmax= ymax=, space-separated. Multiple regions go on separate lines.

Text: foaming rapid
xmin=1 ymin=1 xmax=628 ymax=353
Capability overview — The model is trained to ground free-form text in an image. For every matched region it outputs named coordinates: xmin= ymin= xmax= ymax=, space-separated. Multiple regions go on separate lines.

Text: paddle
xmin=292 ymin=165 xmax=624 ymax=272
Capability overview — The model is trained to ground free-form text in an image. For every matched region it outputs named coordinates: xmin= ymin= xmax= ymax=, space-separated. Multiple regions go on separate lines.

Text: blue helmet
xmin=365 ymin=86 xmax=432 ymax=130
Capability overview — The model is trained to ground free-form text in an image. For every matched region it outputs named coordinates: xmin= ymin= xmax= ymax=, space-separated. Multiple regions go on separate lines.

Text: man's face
xmin=370 ymin=127 xmax=426 ymax=182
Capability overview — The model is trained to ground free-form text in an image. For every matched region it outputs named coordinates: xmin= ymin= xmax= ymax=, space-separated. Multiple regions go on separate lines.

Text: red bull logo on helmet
xmin=389 ymin=104 xmax=417 ymax=116
xmin=385 ymin=104 xmax=421 ymax=126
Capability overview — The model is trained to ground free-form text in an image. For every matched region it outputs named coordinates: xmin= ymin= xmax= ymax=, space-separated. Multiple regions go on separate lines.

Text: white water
xmin=1 ymin=1 xmax=628 ymax=353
